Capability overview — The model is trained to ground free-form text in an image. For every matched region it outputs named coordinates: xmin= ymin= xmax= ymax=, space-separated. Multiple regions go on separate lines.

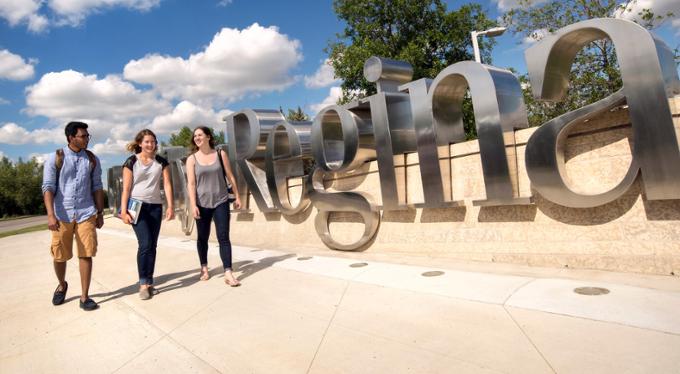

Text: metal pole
xmin=471 ymin=31 xmax=481 ymax=63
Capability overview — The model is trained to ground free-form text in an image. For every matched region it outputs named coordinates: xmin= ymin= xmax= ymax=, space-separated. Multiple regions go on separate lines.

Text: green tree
xmin=14 ymin=158 xmax=44 ymax=215
xmin=327 ymin=0 xmax=497 ymax=138
xmin=286 ymin=106 xmax=310 ymax=121
xmin=168 ymin=126 xmax=225 ymax=147
xmin=502 ymin=0 xmax=675 ymax=127
xmin=0 ymin=157 xmax=44 ymax=217
xmin=0 ymin=157 xmax=16 ymax=217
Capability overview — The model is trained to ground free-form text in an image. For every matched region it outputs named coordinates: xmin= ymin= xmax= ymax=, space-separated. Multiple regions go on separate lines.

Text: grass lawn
xmin=0 ymin=215 xmax=34 ymax=222
xmin=0 ymin=224 xmax=46 ymax=239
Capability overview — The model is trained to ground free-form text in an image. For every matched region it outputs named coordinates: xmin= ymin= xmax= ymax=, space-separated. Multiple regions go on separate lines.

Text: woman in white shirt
xmin=120 ymin=129 xmax=174 ymax=300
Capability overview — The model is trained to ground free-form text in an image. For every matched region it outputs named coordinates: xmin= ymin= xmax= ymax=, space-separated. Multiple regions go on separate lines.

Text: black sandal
xmin=52 ymin=281 xmax=68 ymax=306
xmin=79 ymin=298 xmax=99 ymax=311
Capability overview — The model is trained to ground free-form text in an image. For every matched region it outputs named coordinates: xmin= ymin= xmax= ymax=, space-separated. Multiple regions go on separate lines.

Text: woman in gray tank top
xmin=186 ymin=126 xmax=242 ymax=286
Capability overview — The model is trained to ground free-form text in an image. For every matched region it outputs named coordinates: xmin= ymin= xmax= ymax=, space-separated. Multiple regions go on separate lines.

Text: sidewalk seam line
xmin=505 ymin=305 xmax=680 ymax=337
xmin=98 ymin=276 xmax=225 ymax=374
xmin=305 ymin=280 xmax=351 ymax=374
xmin=503 ymin=306 xmax=557 ymax=374
xmin=502 ymin=278 xmax=537 ymax=305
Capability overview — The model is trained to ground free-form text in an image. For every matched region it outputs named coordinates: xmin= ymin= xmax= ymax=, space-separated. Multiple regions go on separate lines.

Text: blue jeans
xmin=132 ymin=203 xmax=162 ymax=285
xmin=195 ymin=201 xmax=232 ymax=271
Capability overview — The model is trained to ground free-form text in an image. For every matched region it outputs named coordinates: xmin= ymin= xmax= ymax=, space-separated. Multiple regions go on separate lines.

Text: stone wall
xmin=169 ymin=97 xmax=680 ymax=276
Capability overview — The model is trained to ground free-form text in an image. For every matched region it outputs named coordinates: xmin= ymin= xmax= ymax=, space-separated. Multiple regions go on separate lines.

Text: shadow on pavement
xmin=91 ymin=252 xmax=296 ymax=303
xmin=91 ymin=268 xmax=198 ymax=304
xmin=235 ymin=253 xmax=296 ymax=281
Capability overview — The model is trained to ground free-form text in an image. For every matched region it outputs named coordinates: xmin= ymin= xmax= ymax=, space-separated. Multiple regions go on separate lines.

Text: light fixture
xmin=471 ymin=26 xmax=507 ymax=63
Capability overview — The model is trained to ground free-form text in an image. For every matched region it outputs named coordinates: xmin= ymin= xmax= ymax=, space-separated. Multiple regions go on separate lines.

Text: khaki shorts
xmin=50 ymin=215 xmax=98 ymax=262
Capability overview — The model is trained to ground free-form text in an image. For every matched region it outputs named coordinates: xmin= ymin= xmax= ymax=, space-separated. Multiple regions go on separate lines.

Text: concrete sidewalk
xmin=1 ymin=218 xmax=679 ymax=373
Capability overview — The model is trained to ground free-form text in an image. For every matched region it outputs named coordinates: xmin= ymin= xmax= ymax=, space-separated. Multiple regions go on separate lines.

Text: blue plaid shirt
xmin=42 ymin=146 xmax=103 ymax=223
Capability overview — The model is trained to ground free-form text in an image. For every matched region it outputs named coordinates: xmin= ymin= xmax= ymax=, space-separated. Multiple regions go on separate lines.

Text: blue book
xmin=118 ymin=198 xmax=142 ymax=224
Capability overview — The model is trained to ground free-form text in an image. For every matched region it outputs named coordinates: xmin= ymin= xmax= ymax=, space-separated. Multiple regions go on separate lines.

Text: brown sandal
xmin=224 ymin=271 xmax=240 ymax=287
xmin=199 ymin=267 xmax=210 ymax=281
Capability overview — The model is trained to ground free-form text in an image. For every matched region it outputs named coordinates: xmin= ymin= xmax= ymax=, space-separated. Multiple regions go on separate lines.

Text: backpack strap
xmin=55 ymin=149 xmax=64 ymax=172
xmin=216 ymin=149 xmax=227 ymax=178
xmin=216 ymin=149 xmax=235 ymax=203
xmin=55 ymin=148 xmax=97 ymax=184
xmin=85 ymin=150 xmax=96 ymax=175
xmin=55 ymin=149 xmax=64 ymax=187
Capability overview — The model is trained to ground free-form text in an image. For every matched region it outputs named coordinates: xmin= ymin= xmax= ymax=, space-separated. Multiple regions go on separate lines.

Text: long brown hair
xmin=190 ymin=126 xmax=216 ymax=153
xmin=126 ymin=129 xmax=157 ymax=154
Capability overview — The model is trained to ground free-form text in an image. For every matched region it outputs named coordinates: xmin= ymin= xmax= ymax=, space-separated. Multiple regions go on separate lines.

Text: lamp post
xmin=471 ymin=26 xmax=507 ymax=64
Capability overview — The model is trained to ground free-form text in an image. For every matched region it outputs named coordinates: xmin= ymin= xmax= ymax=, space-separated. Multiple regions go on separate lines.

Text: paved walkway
xmin=1 ymin=218 xmax=679 ymax=373
xmin=0 ymin=215 xmax=46 ymax=234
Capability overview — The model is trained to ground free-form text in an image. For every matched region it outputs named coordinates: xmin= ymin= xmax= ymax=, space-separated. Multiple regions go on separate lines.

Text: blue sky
xmin=0 ymin=0 xmax=678 ymax=174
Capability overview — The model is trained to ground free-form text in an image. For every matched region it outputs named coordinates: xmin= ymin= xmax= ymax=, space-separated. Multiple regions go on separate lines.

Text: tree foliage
xmin=285 ymin=106 xmax=310 ymax=122
xmin=327 ymin=0 xmax=498 ymax=104
xmin=0 ymin=157 xmax=45 ymax=217
xmin=168 ymin=126 xmax=225 ymax=148
xmin=502 ymin=0 xmax=675 ymax=127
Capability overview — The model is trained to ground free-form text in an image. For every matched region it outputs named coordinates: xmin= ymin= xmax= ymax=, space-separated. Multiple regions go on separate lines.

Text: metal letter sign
xmin=108 ymin=18 xmax=680 ymax=249
xmin=524 ymin=18 xmax=680 ymax=207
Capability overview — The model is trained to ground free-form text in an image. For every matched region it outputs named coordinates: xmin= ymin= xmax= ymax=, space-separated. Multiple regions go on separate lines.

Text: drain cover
xmin=421 ymin=271 xmax=445 ymax=277
xmin=297 ymin=256 xmax=313 ymax=261
xmin=574 ymin=287 xmax=610 ymax=296
xmin=349 ymin=262 xmax=368 ymax=268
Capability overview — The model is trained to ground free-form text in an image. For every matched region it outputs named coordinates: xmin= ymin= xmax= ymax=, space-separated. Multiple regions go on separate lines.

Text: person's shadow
xmin=90 ymin=268 xmax=198 ymax=304
xmin=90 ymin=253 xmax=296 ymax=304
xmin=234 ymin=253 xmax=296 ymax=281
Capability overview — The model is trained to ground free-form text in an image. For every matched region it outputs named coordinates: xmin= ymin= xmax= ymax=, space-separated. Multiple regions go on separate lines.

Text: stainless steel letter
xmin=159 ymin=146 xmax=192 ymax=235
xmin=399 ymin=78 xmax=462 ymax=207
xmin=265 ymin=121 xmax=313 ymax=215
xmin=525 ymin=18 xmax=680 ymax=207
xmin=309 ymin=102 xmax=380 ymax=250
xmin=429 ymin=61 xmax=531 ymax=206
xmin=107 ymin=166 xmax=122 ymax=213
xmin=363 ymin=57 xmax=417 ymax=210
xmin=225 ymin=109 xmax=286 ymax=212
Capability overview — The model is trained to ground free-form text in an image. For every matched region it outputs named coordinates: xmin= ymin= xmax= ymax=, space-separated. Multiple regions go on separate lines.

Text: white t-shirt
xmin=123 ymin=154 xmax=168 ymax=204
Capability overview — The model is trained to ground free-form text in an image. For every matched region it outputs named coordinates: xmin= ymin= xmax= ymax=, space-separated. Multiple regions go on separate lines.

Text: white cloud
xmin=20 ymin=69 xmax=239 ymax=155
xmin=0 ymin=0 xmax=48 ymax=32
xmin=216 ymin=0 xmax=232 ymax=6
xmin=304 ymin=59 xmax=339 ymax=89
xmin=90 ymin=138 xmax=129 ymax=156
xmin=149 ymin=100 xmax=233 ymax=135
xmin=0 ymin=49 xmax=37 ymax=80
xmin=28 ymin=152 xmax=49 ymax=164
xmin=124 ymin=23 xmax=303 ymax=104
xmin=26 ymin=70 xmax=171 ymax=123
xmin=22 ymin=70 xmax=175 ymax=149
xmin=0 ymin=122 xmax=62 ymax=144
xmin=617 ymin=0 xmax=680 ymax=30
xmin=493 ymin=0 xmax=548 ymax=11
xmin=309 ymin=86 xmax=343 ymax=115
xmin=0 ymin=122 xmax=30 ymax=143
xmin=48 ymin=0 xmax=161 ymax=26
xmin=522 ymin=28 xmax=549 ymax=45
xmin=0 ymin=97 xmax=9 ymax=105
xmin=0 ymin=0 xmax=160 ymax=31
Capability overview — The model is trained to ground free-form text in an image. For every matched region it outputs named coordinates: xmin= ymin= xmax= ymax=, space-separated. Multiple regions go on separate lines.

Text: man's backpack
xmin=55 ymin=148 xmax=97 ymax=182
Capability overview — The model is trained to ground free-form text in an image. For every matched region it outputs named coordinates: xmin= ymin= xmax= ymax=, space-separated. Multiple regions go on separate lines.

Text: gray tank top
xmin=194 ymin=153 xmax=229 ymax=209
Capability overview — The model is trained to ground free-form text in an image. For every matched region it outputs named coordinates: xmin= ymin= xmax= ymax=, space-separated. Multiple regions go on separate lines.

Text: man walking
xmin=42 ymin=121 xmax=104 ymax=311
